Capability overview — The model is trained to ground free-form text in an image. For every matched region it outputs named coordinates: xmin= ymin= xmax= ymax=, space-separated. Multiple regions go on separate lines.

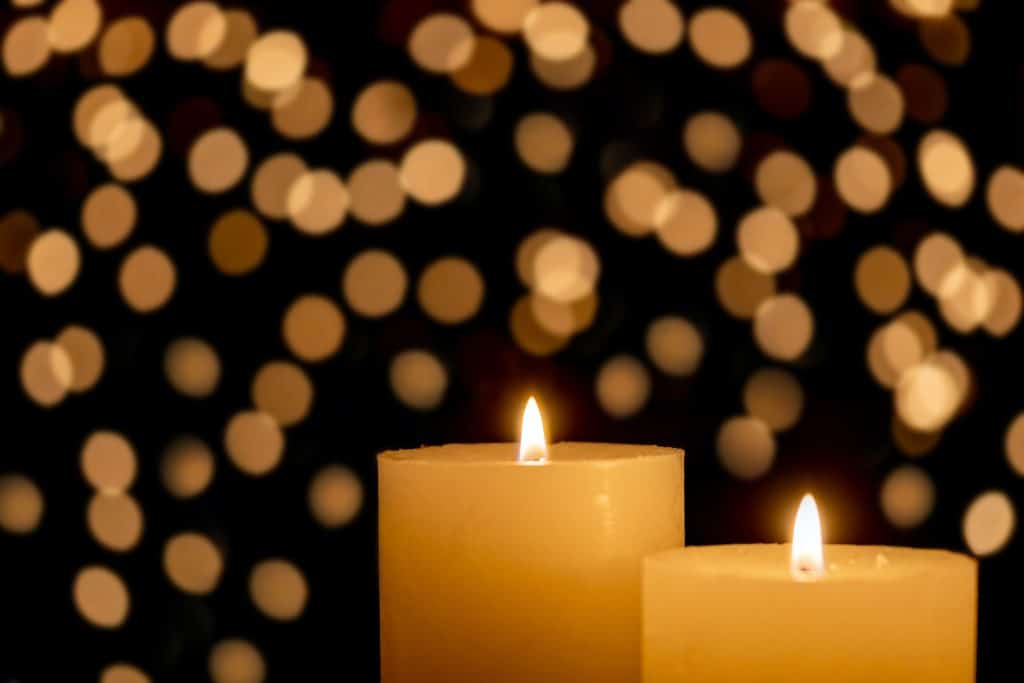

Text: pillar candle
xmin=643 ymin=495 xmax=976 ymax=682
xmin=379 ymin=400 xmax=684 ymax=683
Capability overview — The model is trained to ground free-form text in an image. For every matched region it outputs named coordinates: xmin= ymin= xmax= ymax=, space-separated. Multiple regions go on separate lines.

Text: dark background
xmin=1 ymin=0 xmax=1022 ymax=680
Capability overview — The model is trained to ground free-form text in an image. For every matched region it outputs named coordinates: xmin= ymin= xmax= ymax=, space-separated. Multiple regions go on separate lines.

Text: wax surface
xmin=379 ymin=443 xmax=683 ymax=683
xmin=644 ymin=544 xmax=976 ymax=682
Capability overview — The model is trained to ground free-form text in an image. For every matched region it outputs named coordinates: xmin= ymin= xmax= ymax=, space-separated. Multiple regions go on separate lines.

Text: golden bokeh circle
xmin=452 ymin=36 xmax=515 ymax=96
xmin=347 ymin=159 xmax=406 ymax=226
xmin=471 ymin=0 xmax=538 ymax=34
xmin=717 ymin=415 xmax=776 ymax=480
xmin=99 ymin=16 xmax=155 ymax=76
xmin=343 ymin=249 xmax=408 ymax=318
xmin=529 ymin=43 xmax=596 ymax=90
xmin=755 ymin=150 xmax=817 ymax=218
xmin=100 ymin=663 xmax=150 ymax=683
xmin=399 ymin=139 xmax=467 ymax=206
xmin=753 ymin=294 xmax=814 ymax=362
xmin=308 ymin=465 xmax=364 ymax=528
xmin=0 ymin=474 xmax=44 ymax=534
xmin=515 ymin=112 xmax=574 ymax=174
xmin=19 ymin=339 xmax=73 ymax=408
xmin=163 ymin=532 xmax=224 ymax=595
xmin=82 ymin=183 xmax=137 ymax=250
xmin=963 ymin=491 xmax=1015 ymax=557
xmin=249 ymin=559 xmax=309 ymax=621
xmin=653 ymin=189 xmax=718 ymax=257
xmin=119 ymin=245 xmax=176 ymax=313
xmin=645 ymin=316 xmax=703 ymax=377
xmin=683 ymin=111 xmax=742 ymax=174
xmin=251 ymin=361 xmax=314 ymax=428
xmin=510 ymin=295 xmax=570 ymax=356
xmin=81 ymin=431 xmax=136 ymax=493
xmin=913 ymin=231 xmax=966 ymax=298
xmin=417 ymin=257 xmax=485 ymax=325
xmin=27 ymin=228 xmax=80 ymax=296
xmin=982 ymin=268 xmax=1023 ymax=338
xmin=251 ymin=153 xmax=307 ymax=221
xmin=245 ymin=30 xmax=307 ymax=92
xmin=208 ymin=209 xmax=268 ymax=276
xmin=595 ymin=355 xmax=651 ymax=419
xmin=605 ymin=161 xmax=675 ymax=237
xmin=73 ymin=565 xmax=130 ymax=629
xmin=389 ymin=349 xmax=448 ymax=411
xmin=523 ymin=2 xmax=589 ymax=62
xmin=742 ymin=368 xmax=804 ymax=432
xmin=784 ymin=1 xmax=843 ymax=61
xmin=714 ymin=255 xmax=777 ymax=319
xmin=161 ymin=437 xmax=216 ymax=499
xmin=618 ymin=0 xmax=685 ymax=55
xmin=533 ymin=235 xmax=600 ymax=303
xmin=204 ymin=8 xmax=257 ymax=70
xmin=271 ymin=76 xmax=334 ymax=141
xmin=689 ymin=7 xmax=751 ymax=69
xmin=286 ymin=169 xmax=350 ymax=235
xmin=48 ymin=0 xmax=103 ymax=54
xmin=917 ymin=129 xmax=975 ymax=208
xmin=224 ymin=411 xmax=284 ymax=476
xmin=189 ymin=127 xmax=249 ymax=194
xmin=737 ymin=206 xmax=800 ymax=275
xmin=55 ymin=324 xmax=105 ymax=393
xmin=986 ymin=165 xmax=1024 ymax=233
xmin=166 ymin=1 xmax=227 ymax=61
xmin=408 ymin=13 xmax=476 ymax=74
xmin=823 ymin=28 xmax=876 ymax=90
xmin=854 ymin=245 xmax=911 ymax=315
xmin=848 ymin=74 xmax=905 ymax=135
xmin=164 ymin=337 xmax=221 ymax=398
xmin=209 ymin=639 xmax=266 ymax=683
xmin=895 ymin=361 xmax=960 ymax=433
xmin=87 ymin=492 xmax=144 ymax=553
xmin=880 ymin=465 xmax=935 ymax=530
xmin=834 ymin=145 xmax=892 ymax=213
xmin=351 ymin=80 xmax=417 ymax=146
xmin=3 ymin=16 xmax=51 ymax=77
xmin=282 ymin=294 xmax=346 ymax=363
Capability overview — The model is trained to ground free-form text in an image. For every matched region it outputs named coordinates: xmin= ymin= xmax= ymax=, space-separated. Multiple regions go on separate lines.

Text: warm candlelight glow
xmin=791 ymin=493 xmax=825 ymax=580
xmin=518 ymin=396 xmax=549 ymax=464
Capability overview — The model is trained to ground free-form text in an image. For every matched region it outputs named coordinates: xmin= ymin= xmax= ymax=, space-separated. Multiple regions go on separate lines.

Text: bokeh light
xmin=343 ymin=249 xmax=408 ymax=318
xmin=0 ymin=474 xmax=44 ymax=535
xmin=251 ymin=361 xmax=314 ymax=428
xmin=389 ymin=350 xmax=448 ymax=411
xmin=81 ymin=431 xmax=136 ymax=494
xmin=161 ymin=437 xmax=216 ymax=499
xmin=880 ymin=465 xmax=936 ymax=530
xmin=963 ymin=491 xmax=1016 ymax=557
xmin=209 ymin=639 xmax=265 ymax=683
xmin=595 ymin=355 xmax=651 ymax=419
xmin=742 ymin=368 xmax=804 ymax=432
xmin=282 ymin=294 xmax=346 ymax=363
xmin=417 ymin=257 xmax=485 ymax=325
xmin=308 ymin=465 xmax=363 ymax=528
xmin=249 ymin=559 xmax=309 ymax=621
xmin=645 ymin=316 xmax=704 ymax=377
xmin=717 ymin=415 xmax=776 ymax=480
xmin=224 ymin=411 xmax=284 ymax=476
xmin=164 ymin=337 xmax=221 ymax=398
xmin=163 ymin=532 xmax=224 ymax=595
xmin=73 ymin=565 xmax=130 ymax=629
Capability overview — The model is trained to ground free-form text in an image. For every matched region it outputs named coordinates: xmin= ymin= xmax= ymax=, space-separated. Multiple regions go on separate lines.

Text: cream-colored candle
xmin=644 ymin=495 xmax=977 ymax=682
xmin=379 ymin=399 xmax=683 ymax=683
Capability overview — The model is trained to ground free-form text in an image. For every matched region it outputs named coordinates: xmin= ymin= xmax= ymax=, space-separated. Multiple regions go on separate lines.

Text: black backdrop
xmin=1 ymin=0 xmax=1022 ymax=680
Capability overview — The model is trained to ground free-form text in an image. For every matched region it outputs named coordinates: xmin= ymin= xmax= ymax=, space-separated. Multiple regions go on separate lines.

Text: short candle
xmin=643 ymin=494 xmax=977 ymax=682
xmin=378 ymin=398 xmax=684 ymax=683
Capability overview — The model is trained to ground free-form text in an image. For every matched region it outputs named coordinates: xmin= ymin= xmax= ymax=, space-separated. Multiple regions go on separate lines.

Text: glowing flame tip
xmin=791 ymin=493 xmax=825 ymax=581
xmin=518 ymin=396 xmax=548 ymax=464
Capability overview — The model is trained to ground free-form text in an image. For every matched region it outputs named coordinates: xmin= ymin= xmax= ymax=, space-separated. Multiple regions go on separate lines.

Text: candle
xmin=378 ymin=398 xmax=684 ymax=683
xmin=643 ymin=495 xmax=976 ymax=682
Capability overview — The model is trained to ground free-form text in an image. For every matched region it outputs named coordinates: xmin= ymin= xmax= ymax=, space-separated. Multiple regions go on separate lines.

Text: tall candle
xmin=379 ymin=398 xmax=684 ymax=683
xmin=643 ymin=495 xmax=976 ymax=682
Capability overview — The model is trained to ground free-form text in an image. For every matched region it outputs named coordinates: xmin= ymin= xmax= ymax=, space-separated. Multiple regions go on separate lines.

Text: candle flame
xmin=791 ymin=493 xmax=825 ymax=581
xmin=518 ymin=396 xmax=548 ymax=464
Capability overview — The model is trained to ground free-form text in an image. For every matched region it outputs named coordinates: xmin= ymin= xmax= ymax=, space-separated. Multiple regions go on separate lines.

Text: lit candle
xmin=378 ymin=397 xmax=684 ymax=683
xmin=643 ymin=494 xmax=977 ymax=682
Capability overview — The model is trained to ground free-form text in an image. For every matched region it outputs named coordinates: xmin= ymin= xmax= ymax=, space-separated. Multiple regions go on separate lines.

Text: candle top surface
xmin=379 ymin=442 xmax=682 ymax=466
xmin=646 ymin=544 xmax=975 ymax=583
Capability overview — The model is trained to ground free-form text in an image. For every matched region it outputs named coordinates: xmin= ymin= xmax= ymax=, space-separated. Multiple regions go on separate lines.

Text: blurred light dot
xmin=209 ymin=209 xmax=267 ymax=276
xmin=986 ymin=165 xmax=1024 ymax=233
xmin=417 ymin=257 xmax=485 ymax=325
xmin=899 ymin=310 xmax=939 ymax=354
xmin=73 ymin=84 xmax=124 ymax=149
xmin=204 ymin=8 xmax=257 ymax=70
xmin=209 ymin=639 xmax=265 ymax=683
xmin=717 ymin=415 xmax=775 ymax=480
xmin=914 ymin=232 xmax=966 ymax=298
xmin=309 ymin=464 xmax=363 ymax=528
xmin=752 ymin=59 xmax=811 ymax=120
xmin=161 ymin=437 xmax=215 ymax=499
xmin=106 ymin=119 xmax=163 ymax=183
xmin=286 ymin=169 xmax=349 ymax=235
xmin=868 ymin=319 xmax=925 ymax=389
xmin=755 ymin=151 xmax=817 ymax=217
xmin=859 ymin=135 xmax=907 ymax=190
xmin=892 ymin=413 xmax=942 ymax=457
xmin=596 ymin=355 xmax=651 ymax=419
xmin=27 ymin=228 xmax=80 ymax=296
xmin=87 ymin=492 xmax=143 ymax=552
xmin=931 ymin=349 xmax=970 ymax=400
xmin=515 ymin=112 xmax=574 ymax=174
xmin=347 ymin=159 xmax=406 ymax=226
xmin=898 ymin=63 xmax=948 ymax=124
xmin=689 ymin=7 xmax=751 ymax=69
xmin=343 ymin=249 xmax=407 ymax=318
xmin=651 ymin=190 xmax=716 ymax=261
xmin=166 ymin=1 xmax=226 ymax=61
xmin=918 ymin=129 xmax=974 ymax=207
xmin=754 ymin=294 xmax=814 ymax=362
xmin=351 ymin=80 xmax=416 ymax=145
xmin=271 ymin=76 xmax=333 ymax=140
xmin=895 ymin=361 xmax=959 ymax=432
xmin=715 ymin=255 xmax=777 ymax=319
xmin=646 ymin=316 xmax=703 ymax=377
xmin=534 ymin=235 xmax=600 ymax=303
xmin=390 ymin=349 xmax=447 ymax=411
xmin=529 ymin=43 xmax=595 ymax=90
xmin=100 ymin=664 xmax=150 ymax=683
xmin=823 ymin=28 xmax=876 ymax=89
xmin=848 ymin=74 xmax=904 ymax=135
xmin=619 ymin=0 xmax=685 ymax=55
xmin=409 ymin=13 xmax=475 ymax=74
xmin=48 ymin=0 xmax=101 ymax=54
xmin=56 ymin=324 xmax=104 ymax=393
xmin=737 ymin=206 xmax=799 ymax=275
xmin=251 ymin=153 xmax=307 ymax=221
xmin=510 ymin=295 xmax=570 ymax=356
xmin=0 ymin=474 xmax=44 ymax=534
xmin=81 ymin=431 xmax=136 ymax=493
xmin=784 ymin=1 xmax=842 ymax=60
xmin=119 ymin=245 xmax=176 ymax=313
xmin=471 ymin=0 xmax=537 ymax=34
xmin=249 ymin=559 xmax=308 ymax=621
xmin=81 ymin=184 xmax=136 ymax=250
xmin=164 ymin=337 xmax=220 ymax=398
xmin=282 ymin=294 xmax=346 ymax=363
xmin=164 ymin=532 xmax=223 ymax=595
xmin=892 ymin=0 xmax=955 ymax=17
xmin=0 ymin=209 xmax=40 ymax=274
xmin=516 ymin=228 xmax=562 ymax=288
xmin=834 ymin=145 xmax=892 ymax=213
xmin=963 ymin=491 xmax=1015 ymax=557
xmin=919 ymin=15 xmax=970 ymax=67
xmin=251 ymin=361 xmax=314 ymax=428
xmin=854 ymin=246 xmax=911 ymax=315
xmin=4 ymin=16 xmax=51 ymax=77
xmin=523 ymin=2 xmax=588 ymax=62
xmin=20 ymin=340 xmax=72 ymax=408
xmin=452 ymin=36 xmax=514 ymax=96
xmin=73 ymin=565 xmax=129 ymax=629
xmin=530 ymin=292 xmax=576 ymax=337
xmin=743 ymin=368 xmax=804 ymax=432
xmin=881 ymin=466 xmax=935 ymax=530
xmin=983 ymin=269 xmax=1023 ymax=338
xmin=399 ymin=139 xmax=466 ymax=206
xmin=189 ymin=127 xmax=248 ymax=194
xmin=99 ymin=16 xmax=154 ymax=76
xmin=245 ymin=30 xmax=307 ymax=92
xmin=605 ymin=161 xmax=675 ymax=237
xmin=224 ymin=411 xmax=284 ymax=476
xmin=1005 ymin=413 xmax=1024 ymax=476
xmin=683 ymin=111 xmax=741 ymax=174
xmin=939 ymin=261 xmax=994 ymax=333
